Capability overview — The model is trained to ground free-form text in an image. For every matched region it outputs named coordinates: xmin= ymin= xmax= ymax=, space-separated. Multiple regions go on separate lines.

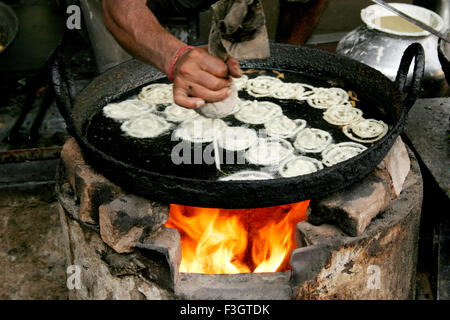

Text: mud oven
xmin=56 ymin=135 xmax=422 ymax=300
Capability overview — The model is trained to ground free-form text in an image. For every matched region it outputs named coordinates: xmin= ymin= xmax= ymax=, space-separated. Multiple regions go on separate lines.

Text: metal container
xmin=79 ymin=0 xmax=132 ymax=74
xmin=336 ymin=3 xmax=447 ymax=97
xmin=0 ymin=1 xmax=19 ymax=54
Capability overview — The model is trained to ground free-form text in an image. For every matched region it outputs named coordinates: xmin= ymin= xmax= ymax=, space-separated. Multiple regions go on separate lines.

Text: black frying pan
xmin=50 ymin=42 xmax=424 ymax=209
xmin=0 ymin=2 xmax=18 ymax=54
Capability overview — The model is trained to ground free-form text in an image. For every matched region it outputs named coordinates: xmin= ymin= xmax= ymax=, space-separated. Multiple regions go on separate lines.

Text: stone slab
xmin=405 ymin=98 xmax=450 ymax=199
xmin=176 ymin=272 xmax=292 ymax=300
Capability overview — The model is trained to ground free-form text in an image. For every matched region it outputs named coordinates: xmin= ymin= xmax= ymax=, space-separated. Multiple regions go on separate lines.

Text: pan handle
xmin=49 ymin=46 xmax=77 ymax=136
xmin=395 ymin=43 xmax=425 ymax=112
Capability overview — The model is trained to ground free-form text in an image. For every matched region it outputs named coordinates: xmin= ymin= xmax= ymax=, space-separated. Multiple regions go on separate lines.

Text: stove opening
xmin=165 ymin=201 xmax=309 ymax=274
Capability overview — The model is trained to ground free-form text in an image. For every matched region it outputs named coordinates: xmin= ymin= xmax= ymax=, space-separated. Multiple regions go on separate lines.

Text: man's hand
xmin=102 ymin=0 xmax=242 ymax=109
xmin=172 ymin=47 xmax=242 ymax=108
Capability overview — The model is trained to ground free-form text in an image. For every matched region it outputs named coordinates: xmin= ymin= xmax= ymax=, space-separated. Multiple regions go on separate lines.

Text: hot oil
xmin=373 ymin=15 xmax=425 ymax=33
xmin=87 ymin=69 xmax=388 ymax=181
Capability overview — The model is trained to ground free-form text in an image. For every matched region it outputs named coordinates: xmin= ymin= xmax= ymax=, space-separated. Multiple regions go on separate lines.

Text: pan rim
xmin=70 ymin=43 xmax=406 ymax=207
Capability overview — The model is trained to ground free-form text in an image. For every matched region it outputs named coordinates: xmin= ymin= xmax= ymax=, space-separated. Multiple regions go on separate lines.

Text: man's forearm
xmin=102 ymin=0 xmax=242 ymax=108
xmin=102 ymin=0 xmax=185 ymax=74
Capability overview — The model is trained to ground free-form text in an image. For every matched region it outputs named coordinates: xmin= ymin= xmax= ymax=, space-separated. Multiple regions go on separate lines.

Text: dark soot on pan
xmin=86 ymin=69 xmax=388 ymax=181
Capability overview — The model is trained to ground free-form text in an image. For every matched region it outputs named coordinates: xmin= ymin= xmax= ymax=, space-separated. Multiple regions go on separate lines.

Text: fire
xmin=164 ymin=201 xmax=309 ymax=274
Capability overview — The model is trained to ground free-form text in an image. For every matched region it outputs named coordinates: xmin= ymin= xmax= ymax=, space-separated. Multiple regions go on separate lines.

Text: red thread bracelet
xmin=168 ymin=45 xmax=195 ymax=82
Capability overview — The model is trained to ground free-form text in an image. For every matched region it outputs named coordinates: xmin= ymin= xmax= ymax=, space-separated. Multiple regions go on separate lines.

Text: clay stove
xmin=56 ymin=136 xmax=422 ymax=300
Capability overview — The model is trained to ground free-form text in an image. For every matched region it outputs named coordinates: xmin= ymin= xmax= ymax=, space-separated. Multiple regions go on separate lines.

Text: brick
xmin=75 ymin=165 xmax=122 ymax=225
xmin=137 ymin=227 xmax=181 ymax=290
xmin=383 ymin=137 xmax=411 ymax=198
xmin=290 ymin=245 xmax=332 ymax=287
xmin=296 ymin=221 xmax=347 ymax=247
xmin=309 ymin=171 xmax=391 ymax=237
xmin=60 ymin=138 xmax=86 ymax=189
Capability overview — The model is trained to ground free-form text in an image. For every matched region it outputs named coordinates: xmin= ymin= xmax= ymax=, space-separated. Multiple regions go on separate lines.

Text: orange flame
xmin=165 ymin=201 xmax=309 ymax=274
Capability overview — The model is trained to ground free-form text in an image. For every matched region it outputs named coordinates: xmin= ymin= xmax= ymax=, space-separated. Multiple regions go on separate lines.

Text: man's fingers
xmin=173 ymin=87 xmax=205 ymax=109
xmin=173 ymin=82 xmax=230 ymax=108
xmin=172 ymin=48 xmax=239 ymax=106
xmin=194 ymin=70 xmax=232 ymax=91
xmin=196 ymin=51 xmax=230 ymax=78
xmin=176 ymin=48 xmax=230 ymax=80
xmin=189 ymin=83 xmax=231 ymax=103
xmin=226 ymin=56 xmax=243 ymax=78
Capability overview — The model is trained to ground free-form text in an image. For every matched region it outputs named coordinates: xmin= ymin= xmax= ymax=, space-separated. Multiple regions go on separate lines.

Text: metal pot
xmin=0 ymin=2 xmax=19 ymax=54
xmin=336 ymin=3 xmax=447 ymax=97
xmin=50 ymin=42 xmax=424 ymax=209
